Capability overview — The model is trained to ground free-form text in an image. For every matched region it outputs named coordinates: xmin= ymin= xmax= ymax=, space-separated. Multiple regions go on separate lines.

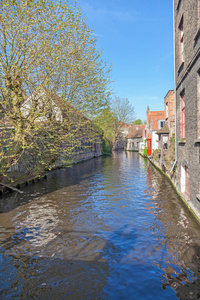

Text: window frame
xmin=166 ymin=102 xmax=169 ymax=119
xmin=180 ymin=89 xmax=186 ymax=140
xmin=179 ymin=17 xmax=184 ymax=64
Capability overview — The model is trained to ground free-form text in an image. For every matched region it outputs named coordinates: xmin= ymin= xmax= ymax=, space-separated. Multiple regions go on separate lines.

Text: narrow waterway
xmin=1 ymin=151 xmax=200 ymax=299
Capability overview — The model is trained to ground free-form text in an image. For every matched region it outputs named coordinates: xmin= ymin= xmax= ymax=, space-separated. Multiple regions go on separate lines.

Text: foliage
xmin=0 ymin=0 xmax=112 ymax=180
xmin=134 ymin=119 xmax=143 ymax=125
xmin=101 ymin=138 xmax=112 ymax=155
xmin=164 ymin=136 xmax=175 ymax=171
xmin=94 ymin=97 xmax=135 ymax=150
xmin=151 ymin=149 xmax=161 ymax=162
xmin=143 ymin=139 xmax=147 ymax=157
xmin=93 ymin=108 xmax=115 ymax=153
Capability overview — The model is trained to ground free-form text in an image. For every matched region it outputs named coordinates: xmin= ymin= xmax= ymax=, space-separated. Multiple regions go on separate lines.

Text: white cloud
xmin=91 ymin=33 xmax=104 ymax=38
xmin=80 ymin=3 xmax=148 ymax=24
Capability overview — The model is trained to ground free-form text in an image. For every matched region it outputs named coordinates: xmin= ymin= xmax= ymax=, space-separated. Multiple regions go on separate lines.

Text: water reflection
xmin=0 ymin=151 xmax=200 ymax=299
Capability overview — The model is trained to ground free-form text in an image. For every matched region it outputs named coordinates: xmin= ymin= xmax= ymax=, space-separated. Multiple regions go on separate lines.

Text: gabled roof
xmin=147 ymin=110 xmax=165 ymax=131
xmin=120 ymin=121 xmax=130 ymax=128
xmin=126 ymin=125 xmax=145 ymax=139
xmin=156 ymin=124 xmax=169 ymax=135
xmin=22 ymin=87 xmax=101 ymax=134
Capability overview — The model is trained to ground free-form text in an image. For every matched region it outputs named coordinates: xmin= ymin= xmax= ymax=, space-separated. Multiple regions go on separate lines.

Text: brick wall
xmin=164 ymin=90 xmax=175 ymax=136
xmin=174 ymin=0 xmax=200 ymax=212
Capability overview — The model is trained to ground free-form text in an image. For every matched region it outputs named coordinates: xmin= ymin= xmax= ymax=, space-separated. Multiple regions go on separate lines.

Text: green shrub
xmin=143 ymin=139 xmax=147 ymax=157
xmin=101 ymin=138 xmax=112 ymax=155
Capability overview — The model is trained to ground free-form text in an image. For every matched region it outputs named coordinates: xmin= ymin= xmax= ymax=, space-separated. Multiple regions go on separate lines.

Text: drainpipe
xmin=170 ymin=0 xmax=177 ymax=173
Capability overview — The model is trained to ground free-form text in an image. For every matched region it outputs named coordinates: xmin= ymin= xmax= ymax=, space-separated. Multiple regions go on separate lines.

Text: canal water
xmin=1 ymin=151 xmax=200 ymax=299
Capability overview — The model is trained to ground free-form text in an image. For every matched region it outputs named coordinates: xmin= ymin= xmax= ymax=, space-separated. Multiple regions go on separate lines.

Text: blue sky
xmin=74 ymin=0 xmax=174 ymax=121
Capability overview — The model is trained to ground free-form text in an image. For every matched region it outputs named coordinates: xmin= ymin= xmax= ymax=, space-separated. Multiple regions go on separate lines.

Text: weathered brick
xmin=174 ymin=0 xmax=200 ymax=211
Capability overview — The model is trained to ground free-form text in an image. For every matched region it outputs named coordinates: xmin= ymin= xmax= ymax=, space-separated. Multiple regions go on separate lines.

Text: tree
xmin=0 ymin=0 xmax=112 ymax=181
xmin=134 ymin=119 xmax=143 ymax=125
xmin=93 ymin=108 xmax=115 ymax=154
xmin=110 ymin=97 xmax=135 ymax=148
xmin=94 ymin=97 xmax=135 ymax=150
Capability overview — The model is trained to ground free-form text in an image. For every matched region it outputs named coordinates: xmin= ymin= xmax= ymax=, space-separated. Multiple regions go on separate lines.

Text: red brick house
xmin=146 ymin=107 xmax=165 ymax=156
xmin=156 ymin=90 xmax=175 ymax=166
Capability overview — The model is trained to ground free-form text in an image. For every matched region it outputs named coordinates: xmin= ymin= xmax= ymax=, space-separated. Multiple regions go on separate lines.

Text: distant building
xmin=174 ymin=0 xmax=200 ymax=209
xmin=156 ymin=90 xmax=175 ymax=166
xmin=125 ymin=125 xmax=146 ymax=152
xmin=113 ymin=122 xmax=131 ymax=150
xmin=146 ymin=107 xmax=165 ymax=156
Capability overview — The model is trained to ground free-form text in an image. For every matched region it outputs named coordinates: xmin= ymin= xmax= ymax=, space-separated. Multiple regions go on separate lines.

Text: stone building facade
xmin=174 ymin=0 xmax=200 ymax=212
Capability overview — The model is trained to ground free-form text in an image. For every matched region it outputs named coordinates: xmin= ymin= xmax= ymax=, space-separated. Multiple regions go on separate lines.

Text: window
xmin=158 ymin=120 xmax=164 ymax=129
xmin=179 ymin=17 xmax=184 ymax=63
xmin=180 ymin=90 xmax=186 ymax=139
xmin=166 ymin=102 xmax=168 ymax=119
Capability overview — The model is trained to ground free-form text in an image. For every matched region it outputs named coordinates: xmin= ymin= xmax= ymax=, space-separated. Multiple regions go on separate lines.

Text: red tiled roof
xmin=147 ymin=110 xmax=165 ymax=131
xmin=147 ymin=134 xmax=152 ymax=140
xmin=126 ymin=125 xmax=145 ymax=139
xmin=120 ymin=121 xmax=130 ymax=128
xmin=156 ymin=124 xmax=169 ymax=134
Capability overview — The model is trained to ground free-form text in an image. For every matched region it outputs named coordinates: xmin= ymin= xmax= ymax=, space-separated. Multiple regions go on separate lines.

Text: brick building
xmin=174 ymin=0 xmax=200 ymax=211
xmin=146 ymin=107 xmax=165 ymax=156
xmin=164 ymin=90 xmax=175 ymax=137
xmin=156 ymin=90 xmax=175 ymax=167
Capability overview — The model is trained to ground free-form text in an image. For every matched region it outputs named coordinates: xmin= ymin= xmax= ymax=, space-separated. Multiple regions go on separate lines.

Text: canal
xmin=1 ymin=151 xmax=200 ymax=299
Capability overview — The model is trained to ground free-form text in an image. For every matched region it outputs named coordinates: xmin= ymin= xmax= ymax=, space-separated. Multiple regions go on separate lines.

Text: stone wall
xmin=4 ymin=136 xmax=102 ymax=182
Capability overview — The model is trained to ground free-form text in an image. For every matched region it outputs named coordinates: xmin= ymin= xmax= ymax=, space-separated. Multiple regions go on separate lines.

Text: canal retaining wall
xmin=140 ymin=153 xmax=200 ymax=224
xmin=0 ymin=148 xmax=102 ymax=196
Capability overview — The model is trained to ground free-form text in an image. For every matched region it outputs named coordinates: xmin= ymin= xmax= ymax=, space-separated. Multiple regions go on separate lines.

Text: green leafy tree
xmin=134 ymin=119 xmax=143 ymax=125
xmin=0 ymin=0 xmax=112 ymax=181
xmin=94 ymin=97 xmax=135 ymax=151
xmin=93 ymin=108 xmax=115 ymax=154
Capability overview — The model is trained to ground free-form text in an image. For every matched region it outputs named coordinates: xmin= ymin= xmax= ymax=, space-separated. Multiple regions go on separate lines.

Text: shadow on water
xmin=0 ymin=156 xmax=106 ymax=213
xmin=0 ymin=225 xmax=138 ymax=299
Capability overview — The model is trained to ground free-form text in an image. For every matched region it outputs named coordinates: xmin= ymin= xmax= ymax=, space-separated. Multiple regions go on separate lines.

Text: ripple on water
xmin=0 ymin=151 xmax=200 ymax=299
